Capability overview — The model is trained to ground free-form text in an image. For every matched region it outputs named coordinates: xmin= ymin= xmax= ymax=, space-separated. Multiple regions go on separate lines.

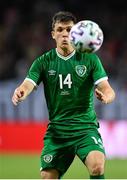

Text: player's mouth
xmin=62 ymin=40 xmax=69 ymax=44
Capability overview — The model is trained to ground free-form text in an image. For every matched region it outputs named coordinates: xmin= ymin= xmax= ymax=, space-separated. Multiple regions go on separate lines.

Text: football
xmin=69 ymin=20 xmax=104 ymax=53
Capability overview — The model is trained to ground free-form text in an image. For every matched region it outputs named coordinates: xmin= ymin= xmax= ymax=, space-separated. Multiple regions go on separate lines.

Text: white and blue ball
xmin=69 ymin=20 xmax=104 ymax=53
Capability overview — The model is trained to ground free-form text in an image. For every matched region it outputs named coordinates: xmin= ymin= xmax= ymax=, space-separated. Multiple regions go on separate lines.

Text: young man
xmin=12 ymin=11 xmax=115 ymax=179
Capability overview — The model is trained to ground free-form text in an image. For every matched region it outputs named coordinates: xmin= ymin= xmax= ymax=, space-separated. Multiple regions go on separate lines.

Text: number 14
xmin=59 ymin=74 xmax=72 ymax=89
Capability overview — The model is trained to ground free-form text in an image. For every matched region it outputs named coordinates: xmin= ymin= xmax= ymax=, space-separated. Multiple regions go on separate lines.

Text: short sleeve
xmin=91 ymin=54 xmax=108 ymax=85
xmin=26 ymin=56 xmax=43 ymax=86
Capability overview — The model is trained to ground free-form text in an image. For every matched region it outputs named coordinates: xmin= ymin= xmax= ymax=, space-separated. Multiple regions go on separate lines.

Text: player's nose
xmin=63 ymin=29 xmax=69 ymax=36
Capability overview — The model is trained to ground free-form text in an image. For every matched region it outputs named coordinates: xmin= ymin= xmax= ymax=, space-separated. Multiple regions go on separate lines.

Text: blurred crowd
xmin=0 ymin=0 xmax=127 ymax=85
xmin=0 ymin=0 xmax=127 ymax=120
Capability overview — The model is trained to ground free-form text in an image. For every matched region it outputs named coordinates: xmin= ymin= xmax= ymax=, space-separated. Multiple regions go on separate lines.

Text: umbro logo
xmin=48 ymin=70 xmax=56 ymax=75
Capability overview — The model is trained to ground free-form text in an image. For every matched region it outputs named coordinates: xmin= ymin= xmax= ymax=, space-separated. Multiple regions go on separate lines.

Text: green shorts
xmin=40 ymin=129 xmax=105 ymax=178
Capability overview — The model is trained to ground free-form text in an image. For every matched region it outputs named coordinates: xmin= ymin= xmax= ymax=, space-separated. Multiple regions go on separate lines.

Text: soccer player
xmin=12 ymin=11 xmax=115 ymax=179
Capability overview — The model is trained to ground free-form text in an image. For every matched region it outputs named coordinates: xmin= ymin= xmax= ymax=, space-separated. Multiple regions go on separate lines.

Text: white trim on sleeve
xmin=94 ymin=77 xmax=108 ymax=85
xmin=25 ymin=78 xmax=37 ymax=87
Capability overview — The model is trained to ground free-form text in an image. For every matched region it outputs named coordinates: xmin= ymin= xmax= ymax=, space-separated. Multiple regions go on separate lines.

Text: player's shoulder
xmin=37 ymin=48 xmax=56 ymax=62
xmin=76 ymin=51 xmax=99 ymax=61
xmin=85 ymin=52 xmax=99 ymax=59
xmin=43 ymin=48 xmax=56 ymax=57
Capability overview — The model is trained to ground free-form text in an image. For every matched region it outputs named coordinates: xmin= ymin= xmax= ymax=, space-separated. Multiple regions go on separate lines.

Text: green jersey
xmin=26 ymin=48 xmax=108 ymax=138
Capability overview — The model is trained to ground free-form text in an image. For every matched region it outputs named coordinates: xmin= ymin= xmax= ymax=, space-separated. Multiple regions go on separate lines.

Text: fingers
xmin=95 ymin=88 xmax=103 ymax=98
xmin=12 ymin=96 xmax=19 ymax=106
xmin=95 ymin=88 xmax=107 ymax=104
xmin=12 ymin=89 xmax=24 ymax=106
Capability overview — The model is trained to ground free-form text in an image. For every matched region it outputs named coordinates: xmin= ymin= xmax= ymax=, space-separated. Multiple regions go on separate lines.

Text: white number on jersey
xmin=59 ymin=74 xmax=72 ymax=89
xmin=91 ymin=136 xmax=104 ymax=149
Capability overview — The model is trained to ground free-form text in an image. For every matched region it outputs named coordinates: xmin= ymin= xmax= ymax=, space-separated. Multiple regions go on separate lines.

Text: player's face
xmin=52 ymin=21 xmax=74 ymax=51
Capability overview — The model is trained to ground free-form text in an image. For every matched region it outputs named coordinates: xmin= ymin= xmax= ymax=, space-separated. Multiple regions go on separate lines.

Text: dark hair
xmin=52 ymin=11 xmax=77 ymax=29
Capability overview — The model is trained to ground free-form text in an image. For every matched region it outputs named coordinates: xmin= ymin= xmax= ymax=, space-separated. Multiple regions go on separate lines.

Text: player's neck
xmin=56 ymin=47 xmax=75 ymax=57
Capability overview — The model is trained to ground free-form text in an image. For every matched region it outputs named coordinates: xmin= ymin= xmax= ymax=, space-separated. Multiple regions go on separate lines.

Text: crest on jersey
xmin=43 ymin=154 xmax=53 ymax=163
xmin=75 ymin=65 xmax=87 ymax=77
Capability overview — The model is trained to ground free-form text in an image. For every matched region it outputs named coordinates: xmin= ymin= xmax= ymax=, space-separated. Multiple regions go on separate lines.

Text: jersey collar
xmin=56 ymin=48 xmax=75 ymax=61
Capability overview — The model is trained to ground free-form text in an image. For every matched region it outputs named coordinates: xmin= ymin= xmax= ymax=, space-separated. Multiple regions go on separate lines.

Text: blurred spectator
xmin=0 ymin=7 xmax=22 ymax=80
xmin=0 ymin=0 xmax=127 ymax=120
xmin=0 ymin=1 xmax=127 ymax=81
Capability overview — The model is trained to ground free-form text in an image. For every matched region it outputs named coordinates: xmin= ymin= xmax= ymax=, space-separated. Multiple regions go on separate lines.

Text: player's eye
xmin=57 ymin=27 xmax=63 ymax=32
xmin=66 ymin=27 xmax=71 ymax=32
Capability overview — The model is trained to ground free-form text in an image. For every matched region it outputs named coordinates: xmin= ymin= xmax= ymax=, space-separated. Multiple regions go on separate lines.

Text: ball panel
xmin=69 ymin=20 xmax=104 ymax=53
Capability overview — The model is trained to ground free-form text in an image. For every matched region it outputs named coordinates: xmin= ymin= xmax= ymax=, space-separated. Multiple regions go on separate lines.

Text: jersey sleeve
xmin=26 ymin=56 xmax=43 ymax=86
xmin=91 ymin=54 xmax=108 ymax=85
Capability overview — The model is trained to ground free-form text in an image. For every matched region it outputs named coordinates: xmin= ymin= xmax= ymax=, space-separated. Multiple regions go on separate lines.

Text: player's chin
xmin=61 ymin=43 xmax=70 ymax=49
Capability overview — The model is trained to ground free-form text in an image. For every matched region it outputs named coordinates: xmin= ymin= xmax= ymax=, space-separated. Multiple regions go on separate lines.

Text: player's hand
xmin=12 ymin=88 xmax=25 ymax=106
xmin=95 ymin=88 xmax=108 ymax=104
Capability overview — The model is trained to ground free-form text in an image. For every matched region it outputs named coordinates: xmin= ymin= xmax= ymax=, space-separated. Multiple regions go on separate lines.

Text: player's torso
xmin=41 ymin=49 xmax=95 ymax=121
xmin=36 ymin=49 xmax=100 ymax=138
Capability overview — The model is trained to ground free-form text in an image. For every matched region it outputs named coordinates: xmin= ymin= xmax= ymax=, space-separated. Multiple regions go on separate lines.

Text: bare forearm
xmin=19 ymin=80 xmax=34 ymax=98
xmin=103 ymin=88 xmax=115 ymax=104
xmin=12 ymin=80 xmax=35 ymax=105
xmin=95 ymin=80 xmax=116 ymax=104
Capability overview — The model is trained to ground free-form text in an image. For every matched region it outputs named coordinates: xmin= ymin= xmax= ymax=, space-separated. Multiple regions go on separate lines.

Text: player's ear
xmin=51 ymin=31 xmax=55 ymax=39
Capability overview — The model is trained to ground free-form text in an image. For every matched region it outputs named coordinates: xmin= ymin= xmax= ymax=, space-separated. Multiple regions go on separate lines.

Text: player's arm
xmin=95 ymin=80 xmax=115 ymax=104
xmin=12 ymin=79 xmax=36 ymax=106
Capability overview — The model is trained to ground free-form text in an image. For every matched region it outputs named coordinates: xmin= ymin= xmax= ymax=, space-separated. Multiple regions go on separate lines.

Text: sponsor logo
xmin=75 ymin=65 xmax=87 ymax=77
xmin=60 ymin=90 xmax=70 ymax=95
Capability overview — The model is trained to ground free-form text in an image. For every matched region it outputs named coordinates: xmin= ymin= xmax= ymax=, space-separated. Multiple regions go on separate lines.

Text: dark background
xmin=0 ymin=0 xmax=127 ymax=120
